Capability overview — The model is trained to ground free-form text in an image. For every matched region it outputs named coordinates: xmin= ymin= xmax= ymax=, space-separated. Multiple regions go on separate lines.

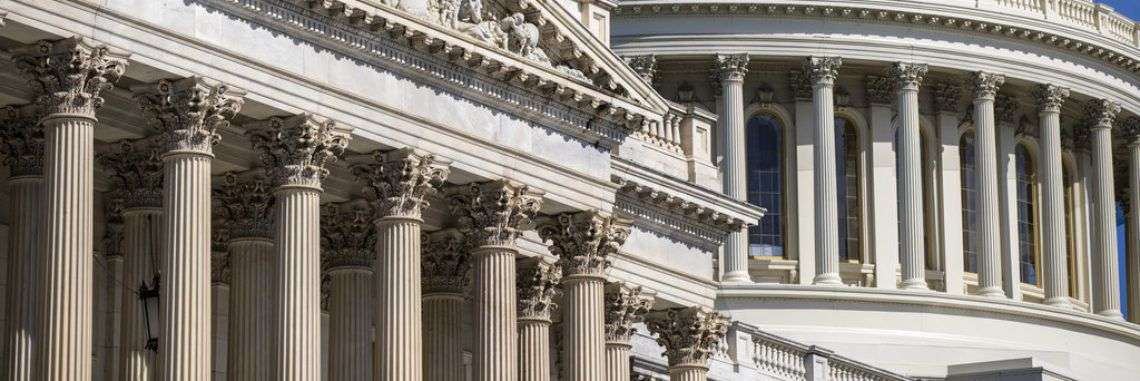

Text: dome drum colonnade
xmin=693 ymin=51 xmax=1132 ymax=318
xmin=0 ymin=36 xmax=734 ymax=381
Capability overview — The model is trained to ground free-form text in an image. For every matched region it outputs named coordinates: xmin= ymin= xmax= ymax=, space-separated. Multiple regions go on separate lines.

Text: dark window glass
xmin=961 ymin=132 xmax=979 ymax=273
xmin=836 ymin=118 xmax=861 ymax=262
xmin=745 ymin=115 xmax=784 ymax=257
xmin=1016 ymin=144 xmax=1039 ymax=285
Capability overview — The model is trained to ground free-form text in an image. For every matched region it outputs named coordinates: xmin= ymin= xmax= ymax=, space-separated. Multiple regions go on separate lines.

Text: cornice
xmin=613 ymin=1 xmax=1140 ymax=75
xmin=612 ymin=158 xmax=764 ymax=225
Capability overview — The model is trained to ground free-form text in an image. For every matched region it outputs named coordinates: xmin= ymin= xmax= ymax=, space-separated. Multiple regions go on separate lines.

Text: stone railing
xmin=736 ymin=323 xmax=911 ymax=381
xmin=637 ymin=109 xmax=684 ymax=153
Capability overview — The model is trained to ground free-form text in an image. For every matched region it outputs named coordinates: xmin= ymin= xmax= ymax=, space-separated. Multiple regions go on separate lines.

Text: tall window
xmin=961 ymin=132 xmax=979 ymax=273
xmin=1015 ymin=144 xmax=1040 ymax=285
xmin=836 ymin=118 xmax=861 ymax=262
xmin=745 ymin=115 xmax=784 ymax=257
xmin=1063 ymin=161 xmax=1079 ymax=297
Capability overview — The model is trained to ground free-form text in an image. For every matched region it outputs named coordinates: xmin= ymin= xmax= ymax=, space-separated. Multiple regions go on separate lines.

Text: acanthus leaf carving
xmin=0 ymin=104 xmax=45 ymax=177
xmin=1033 ymin=84 xmax=1070 ymax=113
xmin=888 ymin=62 xmax=928 ymax=90
xmin=805 ymin=56 xmax=842 ymax=86
xmin=350 ymin=147 xmax=451 ymax=220
xmin=447 ymin=179 xmax=543 ymax=247
xmin=864 ymin=75 xmax=894 ymax=105
xmin=213 ymin=171 xmax=275 ymax=240
xmin=13 ymin=37 xmax=128 ymax=118
xmin=644 ymin=307 xmax=730 ymax=368
xmin=930 ymin=80 xmax=964 ymax=113
xmin=319 ymin=200 xmax=376 ymax=270
xmin=422 ymin=229 xmax=471 ymax=295
xmin=536 ymin=210 xmax=631 ymax=277
xmin=1085 ymin=98 xmax=1122 ymax=130
xmin=972 ymin=71 xmax=1005 ymax=100
xmin=246 ymin=114 xmax=351 ymax=189
xmin=133 ymin=77 xmax=245 ymax=155
xmin=98 ymin=138 xmax=164 ymax=209
xmin=516 ymin=257 xmax=561 ymax=321
xmin=604 ymin=282 xmax=654 ymax=344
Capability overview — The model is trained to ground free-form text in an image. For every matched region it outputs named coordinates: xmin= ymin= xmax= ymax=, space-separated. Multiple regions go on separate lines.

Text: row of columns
xmin=714 ymin=53 xmax=1128 ymax=318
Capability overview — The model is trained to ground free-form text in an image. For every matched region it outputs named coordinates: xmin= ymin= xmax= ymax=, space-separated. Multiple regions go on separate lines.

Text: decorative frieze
xmin=319 ymin=200 xmax=376 ymax=270
xmin=603 ymin=282 xmax=654 ymax=344
xmin=536 ymin=210 xmax=631 ymax=277
xmin=516 ymin=258 xmax=561 ymax=321
xmin=246 ymin=114 xmax=351 ymax=189
xmin=350 ymin=147 xmax=451 ymax=220
xmin=644 ymin=307 xmax=729 ymax=368
xmin=213 ymin=171 xmax=275 ymax=239
xmin=422 ymin=229 xmax=471 ymax=295
xmin=97 ymin=138 xmax=164 ymax=209
xmin=133 ymin=77 xmax=245 ymax=155
xmin=447 ymin=179 xmax=544 ymax=247
xmin=0 ymin=105 xmax=43 ymax=177
xmin=12 ymin=37 xmax=128 ymax=118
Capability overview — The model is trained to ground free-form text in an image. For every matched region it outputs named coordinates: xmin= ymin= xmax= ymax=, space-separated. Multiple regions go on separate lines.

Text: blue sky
xmin=1101 ymin=0 xmax=1140 ymax=19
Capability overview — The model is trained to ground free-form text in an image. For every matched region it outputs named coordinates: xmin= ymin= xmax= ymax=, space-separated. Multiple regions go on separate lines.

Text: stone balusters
xmin=319 ymin=201 xmax=376 ymax=381
xmin=448 ymin=180 xmax=544 ymax=381
xmin=351 ymin=147 xmax=450 ymax=381
xmin=134 ymin=76 xmax=243 ymax=380
xmin=807 ymin=56 xmax=844 ymax=286
xmin=603 ymin=282 xmax=654 ymax=381
xmin=247 ymin=114 xmax=350 ymax=380
xmin=0 ymin=104 xmax=43 ymax=381
xmin=422 ymin=229 xmax=470 ymax=381
xmin=516 ymin=258 xmax=561 ymax=381
xmin=890 ymin=62 xmax=930 ymax=290
xmin=537 ymin=211 xmax=631 ymax=381
xmin=971 ymin=72 xmax=1007 ymax=298
xmin=715 ymin=53 xmax=753 ymax=283
xmin=213 ymin=171 xmax=275 ymax=380
xmin=97 ymin=138 xmax=165 ymax=381
xmin=1086 ymin=99 xmax=1124 ymax=319
xmin=644 ymin=307 xmax=729 ymax=381
xmin=11 ymin=37 xmax=128 ymax=380
xmin=1033 ymin=85 xmax=1073 ymax=308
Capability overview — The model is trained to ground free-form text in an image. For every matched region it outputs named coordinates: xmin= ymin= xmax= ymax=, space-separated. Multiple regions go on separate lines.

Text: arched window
xmin=835 ymin=117 xmax=861 ymax=262
xmin=1015 ymin=144 xmax=1040 ymax=285
xmin=961 ymin=131 xmax=979 ymax=273
xmin=745 ymin=115 xmax=784 ymax=257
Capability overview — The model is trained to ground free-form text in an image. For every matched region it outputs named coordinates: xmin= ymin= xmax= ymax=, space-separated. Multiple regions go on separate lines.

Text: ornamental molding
xmin=517 ymin=257 xmax=561 ymax=321
xmin=349 ymin=147 xmax=452 ymax=220
xmin=320 ymin=199 xmax=376 ymax=270
xmin=612 ymin=175 xmax=750 ymax=233
xmin=0 ymin=104 xmax=43 ymax=177
xmin=612 ymin=2 xmax=1140 ymax=75
xmin=191 ymin=0 xmax=664 ymax=145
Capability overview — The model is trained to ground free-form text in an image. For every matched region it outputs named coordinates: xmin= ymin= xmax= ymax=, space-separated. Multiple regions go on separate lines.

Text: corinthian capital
xmin=1033 ymin=84 xmax=1070 ymax=113
xmin=351 ymin=148 xmax=451 ymax=220
xmin=644 ymin=307 xmax=729 ymax=368
xmin=714 ymin=53 xmax=749 ymax=82
xmin=888 ymin=62 xmax=927 ymax=90
xmin=994 ymin=94 xmax=1021 ymax=125
xmin=246 ymin=114 xmax=351 ymax=189
xmin=972 ymin=72 xmax=1005 ymax=100
xmin=930 ymin=81 xmax=964 ymax=113
xmin=98 ymin=138 xmax=164 ymax=209
xmin=0 ymin=104 xmax=44 ymax=177
xmin=319 ymin=200 xmax=375 ymax=270
xmin=213 ymin=171 xmax=274 ymax=240
xmin=134 ymin=77 xmax=245 ymax=155
xmin=805 ymin=57 xmax=842 ymax=86
xmin=447 ymin=180 xmax=543 ymax=248
xmin=624 ymin=55 xmax=657 ymax=84
xmin=517 ymin=258 xmax=561 ymax=322
xmin=604 ymin=282 xmax=654 ymax=344
xmin=536 ymin=210 xmax=631 ymax=277
xmin=422 ymin=229 xmax=470 ymax=295
xmin=1119 ymin=117 xmax=1140 ymax=146
xmin=1086 ymin=99 xmax=1122 ymax=130
xmin=12 ymin=37 xmax=128 ymax=118
xmin=864 ymin=75 xmax=894 ymax=105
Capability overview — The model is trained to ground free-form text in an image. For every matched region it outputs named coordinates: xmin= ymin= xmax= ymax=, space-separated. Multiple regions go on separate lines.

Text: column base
xmin=900 ymin=280 xmax=929 ymax=291
xmin=977 ymin=287 xmax=1006 ymax=298
xmin=1043 ymin=298 xmax=1073 ymax=309
xmin=722 ymin=271 xmax=753 ymax=283
xmin=812 ymin=274 xmax=843 ymax=286
xmin=1096 ymin=310 xmax=1125 ymax=320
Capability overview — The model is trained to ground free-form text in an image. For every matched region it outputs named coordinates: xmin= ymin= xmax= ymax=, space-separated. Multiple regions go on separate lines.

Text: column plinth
xmin=0 ymin=104 xmax=43 ymax=381
xmin=603 ymin=282 xmax=654 ymax=381
xmin=644 ymin=307 xmax=729 ymax=381
xmin=714 ymin=53 xmax=752 ymax=283
xmin=422 ymin=230 xmax=470 ymax=381
xmin=807 ymin=57 xmax=844 ymax=286
xmin=972 ymin=72 xmax=1007 ymax=298
xmin=1035 ymin=85 xmax=1073 ymax=307
xmin=516 ymin=259 xmax=560 ymax=381
xmin=1086 ymin=99 xmax=1124 ymax=319
xmin=891 ymin=63 xmax=930 ymax=290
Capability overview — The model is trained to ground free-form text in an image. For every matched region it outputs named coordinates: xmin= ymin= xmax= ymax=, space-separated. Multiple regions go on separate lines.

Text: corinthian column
xmin=971 ymin=72 xmax=1007 ymax=298
xmin=247 ymin=114 xmax=350 ymax=380
xmin=1033 ymin=85 xmax=1073 ymax=307
xmin=448 ymin=180 xmax=544 ymax=381
xmin=890 ymin=63 xmax=930 ymax=290
xmin=516 ymin=259 xmax=560 ymax=381
xmin=319 ymin=201 xmax=376 ymax=381
xmin=1086 ymin=99 xmax=1124 ymax=319
xmin=715 ymin=53 xmax=753 ymax=283
xmin=0 ymin=105 xmax=43 ymax=381
xmin=422 ymin=230 xmax=470 ymax=381
xmin=537 ymin=211 xmax=631 ymax=381
xmin=98 ymin=138 xmax=165 ymax=381
xmin=214 ymin=172 xmax=275 ymax=381
xmin=644 ymin=307 xmax=729 ymax=381
xmin=134 ymin=76 xmax=244 ymax=380
xmin=351 ymin=147 xmax=450 ymax=381
xmin=12 ymin=37 xmax=128 ymax=380
xmin=806 ymin=57 xmax=844 ymax=285
xmin=603 ymin=283 xmax=654 ymax=381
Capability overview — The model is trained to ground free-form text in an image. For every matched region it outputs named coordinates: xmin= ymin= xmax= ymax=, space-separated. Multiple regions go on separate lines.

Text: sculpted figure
xmin=499 ymin=13 xmax=549 ymax=63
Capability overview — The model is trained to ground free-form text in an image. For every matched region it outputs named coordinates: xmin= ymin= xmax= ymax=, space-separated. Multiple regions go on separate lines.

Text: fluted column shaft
xmin=717 ymin=53 xmax=751 ymax=283
xmin=668 ymin=366 xmax=706 ymax=381
xmin=329 ymin=267 xmax=373 ymax=381
xmin=518 ymin=319 xmax=551 ymax=381
xmin=562 ymin=276 xmax=605 ymax=381
xmin=809 ymin=57 xmax=842 ymax=285
xmin=1036 ymin=86 xmax=1072 ymax=307
xmin=1090 ymin=121 xmax=1123 ymax=319
xmin=227 ymin=238 xmax=275 ymax=381
xmin=423 ymin=294 xmax=465 ymax=381
xmin=5 ymin=175 xmax=42 ymax=381
xmin=375 ymin=217 xmax=422 ymax=381
xmin=275 ymin=187 xmax=322 ymax=380
xmin=37 ymin=115 xmax=96 ymax=380
xmin=604 ymin=343 xmax=631 ymax=381
xmin=894 ymin=64 xmax=928 ymax=290
xmin=473 ymin=246 xmax=517 ymax=381
xmin=972 ymin=73 xmax=1006 ymax=297
xmin=120 ymin=209 xmax=161 ymax=381
xmin=210 ymin=283 xmax=229 ymax=381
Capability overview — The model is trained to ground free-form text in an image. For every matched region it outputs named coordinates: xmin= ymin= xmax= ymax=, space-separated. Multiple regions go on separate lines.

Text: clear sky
xmin=1101 ymin=0 xmax=1140 ymax=19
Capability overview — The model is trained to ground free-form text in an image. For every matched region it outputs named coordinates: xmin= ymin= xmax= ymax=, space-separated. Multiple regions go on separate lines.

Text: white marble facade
xmin=0 ymin=0 xmax=1137 ymax=381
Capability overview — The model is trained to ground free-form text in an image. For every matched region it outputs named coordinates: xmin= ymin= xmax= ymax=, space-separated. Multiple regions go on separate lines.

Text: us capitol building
xmin=0 ymin=0 xmax=1137 ymax=380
